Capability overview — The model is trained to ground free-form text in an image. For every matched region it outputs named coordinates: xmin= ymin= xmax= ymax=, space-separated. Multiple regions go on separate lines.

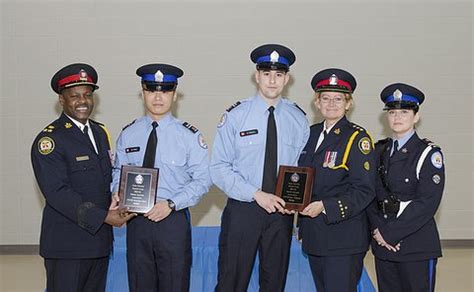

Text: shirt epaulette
xmin=122 ymin=119 xmax=136 ymax=131
xmin=42 ymin=124 xmax=56 ymax=133
xmin=350 ymin=122 xmax=366 ymax=132
xmin=421 ymin=138 xmax=441 ymax=149
xmin=226 ymin=101 xmax=242 ymax=112
xmin=292 ymin=102 xmax=306 ymax=115
xmin=182 ymin=122 xmax=199 ymax=134
xmin=375 ymin=137 xmax=390 ymax=146
xmin=310 ymin=124 xmax=318 ymax=129
xmin=89 ymin=119 xmax=104 ymax=126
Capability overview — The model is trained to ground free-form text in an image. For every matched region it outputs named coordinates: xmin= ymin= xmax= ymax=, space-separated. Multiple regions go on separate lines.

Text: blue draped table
xmin=106 ymin=226 xmax=375 ymax=292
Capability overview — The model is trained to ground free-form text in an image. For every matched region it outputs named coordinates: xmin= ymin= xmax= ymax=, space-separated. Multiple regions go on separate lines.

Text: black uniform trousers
xmin=375 ymin=258 xmax=437 ymax=292
xmin=307 ymin=252 xmax=365 ymax=292
xmin=215 ymin=198 xmax=293 ymax=292
xmin=44 ymin=256 xmax=109 ymax=292
xmin=126 ymin=209 xmax=191 ymax=292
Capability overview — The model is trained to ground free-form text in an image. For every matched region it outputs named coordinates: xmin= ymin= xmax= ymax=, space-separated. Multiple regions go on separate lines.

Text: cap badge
xmin=329 ymin=74 xmax=339 ymax=85
xmin=393 ymin=89 xmax=403 ymax=101
xmin=154 ymin=70 xmax=164 ymax=82
xmin=270 ymin=51 xmax=280 ymax=63
xmin=79 ymin=69 xmax=88 ymax=81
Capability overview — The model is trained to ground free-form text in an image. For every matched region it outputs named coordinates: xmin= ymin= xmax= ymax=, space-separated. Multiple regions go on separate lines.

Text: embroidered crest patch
xmin=38 ymin=137 xmax=55 ymax=155
xmin=358 ymin=137 xmax=372 ymax=155
xmin=198 ymin=134 xmax=208 ymax=149
xmin=431 ymin=152 xmax=443 ymax=169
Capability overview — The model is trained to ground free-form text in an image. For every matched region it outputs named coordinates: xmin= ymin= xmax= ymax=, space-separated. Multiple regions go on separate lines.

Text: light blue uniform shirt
xmin=391 ymin=130 xmax=415 ymax=156
xmin=210 ymin=95 xmax=310 ymax=202
xmin=111 ymin=113 xmax=211 ymax=210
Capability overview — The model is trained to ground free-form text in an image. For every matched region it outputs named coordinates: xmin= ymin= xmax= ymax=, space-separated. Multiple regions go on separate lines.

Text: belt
xmin=378 ymin=198 xmax=400 ymax=218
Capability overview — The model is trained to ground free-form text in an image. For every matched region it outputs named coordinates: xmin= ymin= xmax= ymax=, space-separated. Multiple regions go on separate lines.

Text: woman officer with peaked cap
xmin=367 ymin=83 xmax=445 ymax=292
xmin=297 ymin=68 xmax=376 ymax=292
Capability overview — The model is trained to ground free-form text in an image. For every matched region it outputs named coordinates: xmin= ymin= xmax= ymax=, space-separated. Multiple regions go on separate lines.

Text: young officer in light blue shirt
xmin=111 ymin=63 xmax=211 ymax=292
xmin=210 ymin=44 xmax=310 ymax=292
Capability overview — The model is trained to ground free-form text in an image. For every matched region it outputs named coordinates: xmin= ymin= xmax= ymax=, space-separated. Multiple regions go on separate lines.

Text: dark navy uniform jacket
xmin=298 ymin=116 xmax=376 ymax=256
xmin=31 ymin=113 xmax=113 ymax=259
xmin=368 ymin=133 xmax=445 ymax=262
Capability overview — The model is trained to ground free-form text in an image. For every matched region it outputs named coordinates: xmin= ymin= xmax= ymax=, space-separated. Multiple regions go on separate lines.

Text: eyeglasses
xmin=319 ymin=96 xmax=346 ymax=105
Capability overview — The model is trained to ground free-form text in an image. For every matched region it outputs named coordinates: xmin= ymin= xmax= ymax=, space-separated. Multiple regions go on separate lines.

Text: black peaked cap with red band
xmin=51 ymin=63 xmax=99 ymax=94
xmin=311 ymin=68 xmax=357 ymax=94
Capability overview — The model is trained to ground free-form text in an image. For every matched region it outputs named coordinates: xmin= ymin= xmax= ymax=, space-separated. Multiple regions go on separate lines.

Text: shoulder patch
xmin=431 ymin=151 xmax=443 ymax=169
xmin=182 ymin=122 xmax=199 ymax=133
xmin=293 ymin=102 xmax=306 ymax=115
xmin=226 ymin=101 xmax=241 ymax=112
xmin=122 ymin=119 xmax=136 ymax=131
xmin=198 ymin=133 xmax=208 ymax=149
xmin=358 ymin=136 xmax=372 ymax=154
xmin=217 ymin=112 xmax=227 ymax=128
xmin=38 ymin=136 xmax=55 ymax=155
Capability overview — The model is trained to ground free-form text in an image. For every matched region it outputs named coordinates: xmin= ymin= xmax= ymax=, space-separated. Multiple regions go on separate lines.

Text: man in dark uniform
xmin=368 ymin=83 xmax=445 ymax=292
xmin=297 ymin=68 xmax=376 ymax=292
xmin=31 ymin=63 xmax=135 ymax=292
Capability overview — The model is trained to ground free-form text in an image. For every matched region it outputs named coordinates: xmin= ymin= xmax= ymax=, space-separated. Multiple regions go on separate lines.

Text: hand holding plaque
xmin=118 ymin=165 xmax=159 ymax=214
xmin=275 ymin=165 xmax=314 ymax=212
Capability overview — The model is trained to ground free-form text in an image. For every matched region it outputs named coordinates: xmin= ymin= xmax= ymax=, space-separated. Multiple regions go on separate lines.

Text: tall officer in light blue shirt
xmin=211 ymin=44 xmax=310 ymax=292
xmin=111 ymin=63 xmax=211 ymax=292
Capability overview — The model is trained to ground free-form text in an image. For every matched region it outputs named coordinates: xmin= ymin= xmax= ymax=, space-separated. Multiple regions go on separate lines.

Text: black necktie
xmin=82 ymin=125 xmax=98 ymax=154
xmin=391 ymin=140 xmax=399 ymax=157
xmin=83 ymin=125 xmax=89 ymax=136
xmin=262 ymin=106 xmax=277 ymax=193
xmin=143 ymin=121 xmax=158 ymax=168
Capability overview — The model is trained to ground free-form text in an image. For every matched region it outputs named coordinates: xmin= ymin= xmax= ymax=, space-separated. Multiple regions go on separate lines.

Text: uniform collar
xmin=392 ymin=130 xmax=415 ymax=150
xmin=254 ymin=94 xmax=283 ymax=115
xmin=323 ymin=120 xmax=336 ymax=134
xmin=145 ymin=112 xmax=174 ymax=129
xmin=387 ymin=131 xmax=419 ymax=162
xmin=64 ymin=113 xmax=91 ymax=131
xmin=324 ymin=116 xmax=348 ymax=134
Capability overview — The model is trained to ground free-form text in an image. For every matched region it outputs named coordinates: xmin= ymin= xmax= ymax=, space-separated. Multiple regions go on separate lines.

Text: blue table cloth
xmin=106 ymin=226 xmax=375 ymax=292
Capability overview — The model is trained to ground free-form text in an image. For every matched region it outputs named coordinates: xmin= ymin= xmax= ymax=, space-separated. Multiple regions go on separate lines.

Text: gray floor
xmin=0 ymin=248 xmax=473 ymax=291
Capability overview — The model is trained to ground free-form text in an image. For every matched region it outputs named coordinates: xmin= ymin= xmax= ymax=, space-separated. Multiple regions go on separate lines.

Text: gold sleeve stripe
xmin=330 ymin=130 xmax=360 ymax=171
xmin=366 ymin=130 xmax=375 ymax=148
xmin=99 ymin=124 xmax=113 ymax=150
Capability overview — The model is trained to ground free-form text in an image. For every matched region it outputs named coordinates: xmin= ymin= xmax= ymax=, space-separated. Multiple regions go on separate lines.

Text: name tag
xmin=76 ymin=155 xmax=90 ymax=162
xmin=125 ymin=147 xmax=140 ymax=153
xmin=240 ymin=129 xmax=258 ymax=137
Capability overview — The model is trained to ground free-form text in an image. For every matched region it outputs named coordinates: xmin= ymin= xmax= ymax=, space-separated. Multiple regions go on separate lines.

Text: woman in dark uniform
xmin=368 ymin=83 xmax=445 ymax=292
xmin=298 ymin=68 xmax=376 ymax=292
